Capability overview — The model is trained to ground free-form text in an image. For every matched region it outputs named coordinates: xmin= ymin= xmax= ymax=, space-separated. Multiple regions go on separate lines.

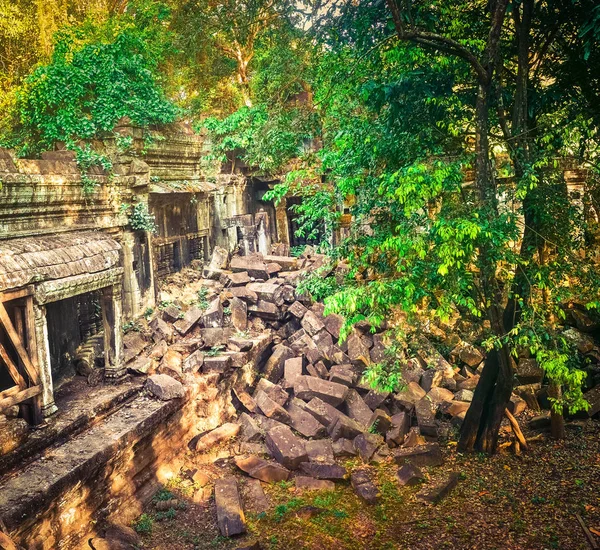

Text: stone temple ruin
xmin=0 ymin=124 xmax=599 ymax=549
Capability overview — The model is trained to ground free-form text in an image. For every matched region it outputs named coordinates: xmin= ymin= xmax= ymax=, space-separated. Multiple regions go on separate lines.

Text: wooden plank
xmin=0 ymin=530 xmax=21 ymax=550
xmin=0 ymin=386 xmax=20 ymax=401
xmin=0 ymin=343 xmax=26 ymax=390
xmin=0 ymin=301 xmax=39 ymax=385
xmin=576 ymin=513 xmax=600 ymax=550
xmin=0 ymin=385 xmax=41 ymax=412
xmin=0 ymin=286 xmax=33 ymax=303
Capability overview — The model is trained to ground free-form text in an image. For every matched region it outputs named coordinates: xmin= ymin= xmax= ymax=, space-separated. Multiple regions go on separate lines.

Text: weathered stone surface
xmin=442 ymin=400 xmax=470 ymax=417
xmin=301 ymin=311 xmax=326 ymax=336
xmin=295 ymin=476 xmax=335 ymax=492
xmin=196 ymin=422 xmax=240 ymax=452
xmin=303 ymin=397 xmax=343 ymax=427
xmin=127 ymin=356 xmax=153 ymax=375
xmin=313 ymin=329 xmax=334 ymax=355
xmin=145 ymin=374 xmax=184 ymax=400
xmin=584 ymin=385 xmax=600 ymax=417
xmin=294 ymin=375 xmax=349 ymax=407
xmin=368 ymin=409 xmax=392 ymax=435
xmin=397 ymin=463 xmax=425 ymax=486
xmin=454 ymin=389 xmax=474 ymax=402
xmin=247 ymin=282 xmax=284 ymax=306
xmin=288 ymin=301 xmax=308 ymax=319
xmin=427 ymin=387 xmax=455 ymax=407
xmin=182 ymin=349 xmax=204 ymax=374
xmin=299 ymin=461 xmax=347 ymax=480
xmin=230 ymin=297 xmax=248 ymax=332
xmin=354 ymin=433 xmax=384 ymax=462
xmin=416 ymin=473 xmax=460 ymax=504
xmin=351 ymin=470 xmax=380 ymax=504
xmin=234 ymin=389 xmax=259 ymax=414
xmin=403 ymin=427 xmax=427 ymax=447
xmin=243 ymin=479 xmax=269 ymax=515
xmin=508 ymin=394 xmax=527 ymax=416
xmin=203 ymin=355 xmax=232 ymax=373
xmin=323 ymin=313 xmax=344 ymax=340
xmin=149 ymin=340 xmax=168 ymax=360
xmin=161 ymin=304 xmax=182 ymax=323
xmin=285 ymin=398 xmax=327 ymax=438
xmin=254 ymin=390 xmax=291 ymax=423
xmin=227 ymin=271 xmax=251 ymax=286
xmin=150 ymin=317 xmax=175 ymax=343
xmin=345 ymin=389 xmax=373 ymax=428
xmin=420 ymin=369 xmax=443 ymax=393
xmin=364 ymin=390 xmax=389 ymax=411
xmin=234 ymin=455 xmax=290 ymax=483
xmin=215 ymin=477 xmax=246 ymax=536
xmin=330 ymin=347 xmax=351 ymax=366
xmin=263 ymin=345 xmax=295 ymax=383
xmin=228 ymin=337 xmax=253 ymax=353
xmin=386 ymin=412 xmax=411 ymax=447
xmin=264 ymin=254 xmax=298 ymax=270
xmin=174 ymin=306 xmax=204 ymax=335
xmin=332 ymin=438 xmax=356 ymax=457
xmin=159 ymin=349 xmax=183 ymax=377
xmin=202 ymin=297 xmax=224 ymax=328
xmin=329 ymin=364 xmax=355 ymax=387
xmin=515 ymin=358 xmax=543 ymax=383
xmin=305 ymin=439 xmax=335 ymax=463
xmin=248 ymin=300 xmax=281 ymax=320
xmin=230 ymin=255 xmax=270 ymax=279
xmin=328 ymin=414 xmax=364 ymax=441
xmin=229 ymin=286 xmax=259 ymax=304
xmin=415 ymin=397 xmax=438 ymax=437
xmin=394 ymin=443 xmax=443 ymax=467
xmin=200 ymin=328 xmax=234 ymax=348
xmin=284 ymin=357 xmax=304 ymax=383
xmin=239 ymin=413 xmax=263 ymax=442
xmin=347 ymin=331 xmax=371 ymax=366
xmin=254 ymin=378 xmax=289 ymax=407
xmin=457 ymin=375 xmax=480 ymax=391
xmin=264 ymin=425 xmax=308 ymax=470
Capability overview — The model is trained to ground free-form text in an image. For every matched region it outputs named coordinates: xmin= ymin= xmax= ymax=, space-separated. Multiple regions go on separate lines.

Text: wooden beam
xmin=0 ymin=343 xmax=26 ymax=390
xmin=0 ymin=386 xmax=20 ymax=401
xmin=0 ymin=286 xmax=33 ymax=303
xmin=0 ymin=385 xmax=41 ymax=412
xmin=0 ymin=301 xmax=39 ymax=385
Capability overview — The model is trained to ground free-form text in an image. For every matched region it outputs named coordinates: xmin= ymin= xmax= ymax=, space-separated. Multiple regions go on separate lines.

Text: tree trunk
xmin=548 ymin=381 xmax=566 ymax=439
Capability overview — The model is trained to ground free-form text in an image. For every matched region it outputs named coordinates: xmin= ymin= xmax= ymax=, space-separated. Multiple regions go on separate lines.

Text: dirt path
xmin=135 ymin=420 xmax=600 ymax=550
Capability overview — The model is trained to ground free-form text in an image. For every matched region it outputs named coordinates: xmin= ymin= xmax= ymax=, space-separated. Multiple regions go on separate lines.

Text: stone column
xmin=102 ymin=284 xmax=125 ymax=379
xmin=33 ymin=304 xmax=57 ymax=417
xmin=275 ymin=198 xmax=290 ymax=246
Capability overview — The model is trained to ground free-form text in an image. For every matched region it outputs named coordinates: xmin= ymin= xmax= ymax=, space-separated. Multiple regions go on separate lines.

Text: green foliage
xmin=197 ymin=287 xmax=210 ymax=310
xmin=296 ymin=269 xmax=339 ymax=303
xmin=121 ymin=202 xmax=158 ymax=233
xmin=133 ymin=513 xmax=154 ymax=534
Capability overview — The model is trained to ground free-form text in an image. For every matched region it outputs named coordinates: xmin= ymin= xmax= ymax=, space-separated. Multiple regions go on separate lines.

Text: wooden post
xmin=102 ymin=284 xmax=125 ymax=379
xmin=32 ymin=303 xmax=57 ymax=417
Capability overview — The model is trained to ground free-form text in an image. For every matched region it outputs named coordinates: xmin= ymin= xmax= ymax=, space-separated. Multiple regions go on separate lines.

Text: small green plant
xmin=150 ymin=175 xmax=161 ymax=183
xmin=144 ymin=307 xmax=154 ymax=320
xmin=122 ymin=321 xmax=141 ymax=333
xmin=296 ymin=268 xmax=339 ymax=303
xmin=290 ymin=245 xmax=306 ymax=257
xmin=156 ymin=507 xmax=177 ymax=521
xmin=152 ymin=488 xmax=174 ymax=502
xmin=121 ymin=202 xmax=158 ymax=233
xmin=368 ymin=419 xmax=380 ymax=434
xmin=205 ymin=345 xmax=224 ymax=357
xmin=115 ymin=133 xmax=134 ymax=152
xmin=223 ymin=306 xmax=231 ymax=315
xmin=133 ymin=513 xmax=153 ymax=534
xmin=197 ymin=286 xmax=210 ymax=309
xmin=273 ymin=498 xmax=305 ymax=522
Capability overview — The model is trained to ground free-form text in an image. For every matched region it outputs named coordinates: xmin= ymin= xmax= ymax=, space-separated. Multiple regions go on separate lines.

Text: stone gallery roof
xmin=0 ymin=231 xmax=121 ymax=292
xmin=149 ymin=179 xmax=217 ymax=194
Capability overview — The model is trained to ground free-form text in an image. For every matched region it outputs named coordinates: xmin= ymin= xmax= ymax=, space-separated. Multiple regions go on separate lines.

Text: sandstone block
xmin=196 ymin=422 xmax=240 ymax=452
xmin=234 ymin=455 xmax=290 ymax=483
xmin=215 ymin=477 xmax=246 ymax=536
xmin=264 ymin=425 xmax=308 ymax=470
xmin=146 ymin=374 xmax=184 ymax=400
xmin=294 ymin=375 xmax=349 ymax=407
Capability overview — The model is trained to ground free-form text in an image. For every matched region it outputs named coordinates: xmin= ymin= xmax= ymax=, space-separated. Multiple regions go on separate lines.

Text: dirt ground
xmin=135 ymin=419 xmax=600 ymax=550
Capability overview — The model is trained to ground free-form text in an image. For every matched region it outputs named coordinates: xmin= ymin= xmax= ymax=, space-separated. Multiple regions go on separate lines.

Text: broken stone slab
xmin=254 ymin=390 xmax=291 ymax=424
xmin=305 ymin=439 xmax=335 ymax=463
xmin=313 ymin=361 xmax=329 ymax=378
xmin=243 ymin=479 xmax=270 ymax=515
xmin=345 ymin=389 xmax=373 ymax=428
xmin=299 ymin=461 xmax=348 ymax=480
xmin=254 ymin=378 xmax=289 ymax=407
xmin=214 ymin=477 xmax=246 ymax=537
xmin=330 ymin=347 xmax=352 ymax=366
xmin=248 ymin=300 xmax=282 ymax=321
xmin=364 ymin=390 xmax=389 ymax=411
xmin=264 ymin=424 xmax=308 ymax=470
xmin=149 ymin=340 xmax=168 ymax=360
xmin=263 ymin=344 xmax=295 ymax=383
xmin=263 ymin=254 xmax=298 ymax=270
xmin=247 ymin=282 xmax=285 ymax=306
xmin=403 ymin=427 xmax=427 ymax=447
xmin=127 ymin=356 xmax=153 ymax=375
xmin=196 ymin=422 xmax=241 ymax=452
xmin=368 ymin=409 xmax=392 ymax=435
xmin=203 ymin=355 xmax=232 ymax=374
xmin=229 ymin=286 xmax=259 ymax=304
xmin=394 ymin=443 xmax=443 ymax=467
xmin=228 ymin=336 xmax=253 ymax=353
xmin=457 ymin=375 xmax=480 ymax=391
xmin=301 ymin=310 xmax=326 ymax=336
xmin=386 ymin=412 xmax=411 ymax=448
xmin=303 ymin=397 xmax=343 ymax=427
xmin=284 ymin=357 xmax=304 ymax=384
xmin=150 ymin=317 xmax=175 ymax=343
xmin=420 ymin=369 xmax=444 ymax=393
xmin=173 ymin=306 xmax=204 ymax=335
xmin=239 ymin=413 xmax=263 ymax=442
xmin=200 ymin=328 xmax=234 ymax=348
xmin=202 ymin=297 xmax=224 ymax=328
xmin=332 ymin=438 xmax=357 ymax=457
xmin=454 ymin=389 xmax=474 ymax=402
xmin=161 ymin=304 xmax=182 ymax=323
xmin=323 ymin=313 xmax=344 ymax=340
xmin=416 ymin=472 xmax=460 ymax=504
xmin=442 ymin=401 xmax=470 ymax=417
xmin=295 ymin=476 xmax=335 ymax=492
xmin=281 ymin=284 xmax=295 ymax=303
xmin=266 ymin=262 xmax=282 ymax=276
xmin=585 ymin=385 xmax=600 ymax=417
xmin=183 ymin=349 xmax=204 ymax=374
xmin=159 ymin=349 xmax=183 ymax=377
xmin=146 ymin=374 xmax=185 ymax=400
xmin=285 ymin=398 xmax=328 ymax=438
xmin=351 ymin=470 xmax=380 ymax=504
xmin=354 ymin=432 xmax=384 ymax=462
xmin=313 ymin=329 xmax=334 ymax=355
xmin=294 ymin=375 xmax=349 ymax=407
xmin=227 ymin=271 xmax=251 ymax=286
xmin=230 ymin=255 xmax=270 ymax=279
xmin=288 ymin=301 xmax=308 ymax=319
xmin=234 ymin=389 xmax=259 ymax=414
xmin=347 ymin=330 xmax=371 ymax=367
xmin=427 ymin=387 xmax=455 ymax=408
xmin=415 ymin=397 xmax=438 ymax=437
xmin=329 ymin=364 xmax=355 ymax=387
xmin=230 ymin=297 xmax=248 ymax=332
xmin=234 ymin=455 xmax=290 ymax=483
xmin=328 ymin=414 xmax=365 ymax=441
xmin=456 ymin=343 xmax=484 ymax=367
xmin=396 ymin=463 xmax=425 ymax=486
xmin=306 ymin=363 xmax=324 ymax=379
xmin=508 ymin=394 xmax=527 ymax=416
